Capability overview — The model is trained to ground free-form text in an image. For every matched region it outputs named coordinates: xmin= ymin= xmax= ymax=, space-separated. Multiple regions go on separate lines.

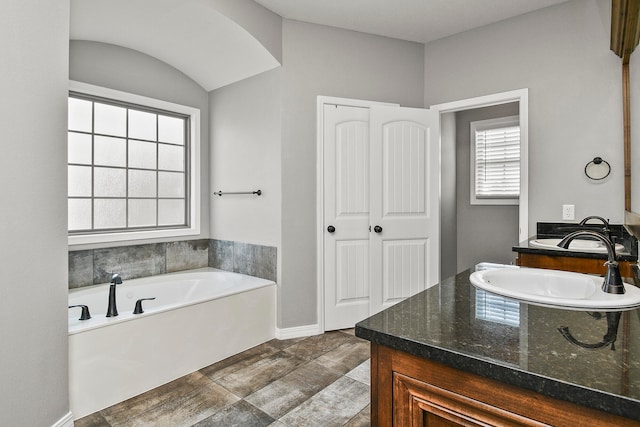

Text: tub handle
xmin=133 ymin=298 xmax=156 ymax=314
xmin=69 ymin=305 xmax=91 ymax=321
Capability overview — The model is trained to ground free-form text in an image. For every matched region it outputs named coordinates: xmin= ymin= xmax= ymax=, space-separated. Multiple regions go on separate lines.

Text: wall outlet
xmin=562 ymin=204 xmax=575 ymax=220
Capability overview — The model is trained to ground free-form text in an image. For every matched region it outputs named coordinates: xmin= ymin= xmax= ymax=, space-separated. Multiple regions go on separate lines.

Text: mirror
xmin=612 ymin=0 xmax=640 ymax=238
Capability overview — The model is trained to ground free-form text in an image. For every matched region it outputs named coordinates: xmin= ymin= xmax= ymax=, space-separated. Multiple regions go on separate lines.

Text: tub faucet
xmin=68 ymin=304 xmax=91 ymax=320
xmin=557 ymin=231 xmax=625 ymax=294
xmin=106 ymin=273 xmax=123 ymax=317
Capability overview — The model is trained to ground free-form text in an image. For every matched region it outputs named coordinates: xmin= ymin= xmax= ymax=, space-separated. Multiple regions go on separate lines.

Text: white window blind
xmin=470 ymin=116 xmax=520 ymax=205
xmin=475 ymin=289 xmax=520 ymax=327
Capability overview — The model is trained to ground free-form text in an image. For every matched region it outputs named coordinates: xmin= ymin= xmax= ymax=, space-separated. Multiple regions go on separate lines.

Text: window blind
xmin=475 ymin=289 xmax=520 ymax=327
xmin=475 ymin=125 xmax=520 ymax=198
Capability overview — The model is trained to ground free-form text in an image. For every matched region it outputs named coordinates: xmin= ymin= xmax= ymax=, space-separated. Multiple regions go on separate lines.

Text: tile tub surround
xmin=69 ymin=239 xmax=276 ymax=288
xmin=209 ymin=239 xmax=277 ymax=281
xmin=74 ymin=330 xmax=371 ymax=427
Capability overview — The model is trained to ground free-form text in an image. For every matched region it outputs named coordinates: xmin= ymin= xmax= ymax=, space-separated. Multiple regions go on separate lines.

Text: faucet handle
xmin=133 ymin=297 xmax=156 ymax=314
xmin=111 ymin=273 xmax=123 ymax=285
xmin=69 ymin=304 xmax=91 ymax=320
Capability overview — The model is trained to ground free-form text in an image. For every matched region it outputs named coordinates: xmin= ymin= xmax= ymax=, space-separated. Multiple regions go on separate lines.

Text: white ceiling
xmin=71 ymin=0 xmax=571 ymax=92
xmin=254 ymin=0 xmax=571 ymax=43
xmin=70 ymin=0 xmax=280 ymax=91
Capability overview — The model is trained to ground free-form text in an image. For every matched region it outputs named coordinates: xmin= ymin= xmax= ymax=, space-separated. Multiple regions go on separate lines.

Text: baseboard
xmin=52 ymin=412 xmax=74 ymax=427
xmin=275 ymin=324 xmax=322 ymax=340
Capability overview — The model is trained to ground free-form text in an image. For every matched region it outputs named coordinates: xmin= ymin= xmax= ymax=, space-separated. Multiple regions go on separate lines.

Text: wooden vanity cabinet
xmin=516 ymin=252 xmax=636 ymax=278
xmin=371 ymin=343 xmax=639 ymax=426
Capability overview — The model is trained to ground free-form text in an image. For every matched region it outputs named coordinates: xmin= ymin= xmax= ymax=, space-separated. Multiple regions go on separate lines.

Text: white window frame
xmin=68 ymin=81 xmax=200 ymax=246
xmin=470 ymin=115 xmax=520 ymax=206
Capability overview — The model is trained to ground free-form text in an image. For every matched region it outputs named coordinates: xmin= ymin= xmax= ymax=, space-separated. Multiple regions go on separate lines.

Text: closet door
xmin=369 ymin=106 xmax=440 ymax=314
xmin=323 ymin=104 xmax=371 ymax=330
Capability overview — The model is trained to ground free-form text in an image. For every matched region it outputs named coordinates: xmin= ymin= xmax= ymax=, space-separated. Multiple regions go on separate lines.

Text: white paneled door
xmin=322 ymin=102 xmax=439 ymax=331
xmin=323 ymin=104 xmax=371 ymax=331
xmin=369 ymin=106 xmax=440 ymax=315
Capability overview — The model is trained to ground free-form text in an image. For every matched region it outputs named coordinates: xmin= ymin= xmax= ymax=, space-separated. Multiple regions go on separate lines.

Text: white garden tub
xmin=68 ymin=268 xmax=276 ymax=420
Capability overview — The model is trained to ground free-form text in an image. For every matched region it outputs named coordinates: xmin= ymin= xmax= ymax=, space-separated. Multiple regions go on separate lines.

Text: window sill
xmin=68 ymin=225 xmax=200 ymax=246
xmin=471 ymin=197 xmax=519 ymax=206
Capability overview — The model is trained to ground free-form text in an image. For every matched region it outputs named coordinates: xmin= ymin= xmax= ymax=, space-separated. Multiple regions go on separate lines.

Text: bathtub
xmin=68 ymin=268 xmax=276 ymax=420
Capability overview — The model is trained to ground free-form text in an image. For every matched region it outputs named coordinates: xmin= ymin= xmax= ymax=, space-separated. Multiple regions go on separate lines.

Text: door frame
xmin=316 ymin=96 xmax=398 ymax=333
xmin=430 ymin=88 xmax=529 ymax=243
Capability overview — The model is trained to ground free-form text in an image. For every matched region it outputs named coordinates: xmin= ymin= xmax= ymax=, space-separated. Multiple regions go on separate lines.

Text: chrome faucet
xmin=106 ymin=273 xmax=123 ymax=317
xmin=579 ymin=215 xmax=611 ymax=241
xmin=557 ymin=230 xmax=625 ymax=294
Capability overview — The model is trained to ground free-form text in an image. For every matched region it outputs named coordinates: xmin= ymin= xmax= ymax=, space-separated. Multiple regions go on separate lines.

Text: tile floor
xmin=75 ymin=329 xmax=371 ymax=427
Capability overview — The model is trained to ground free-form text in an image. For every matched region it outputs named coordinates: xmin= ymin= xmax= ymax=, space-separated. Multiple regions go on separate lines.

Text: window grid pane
xmin=68 ymin=93 xmax=189 ymax=234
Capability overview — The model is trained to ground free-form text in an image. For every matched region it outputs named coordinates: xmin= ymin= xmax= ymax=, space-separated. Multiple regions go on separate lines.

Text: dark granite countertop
xmin=512 ymin=222 xmax=637 ymax=262
xmin=355 ymin=264 xmax=640 ymax=421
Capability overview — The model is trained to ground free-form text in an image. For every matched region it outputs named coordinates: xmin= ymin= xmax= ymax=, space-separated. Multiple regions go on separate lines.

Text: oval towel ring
xmin=584 ymin=157 xmax=611 ymax=181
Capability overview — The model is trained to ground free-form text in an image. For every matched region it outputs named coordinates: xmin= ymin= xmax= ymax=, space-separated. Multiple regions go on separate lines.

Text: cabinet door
xmin=371 ymin=344 xmax=638 ymax=427
xmin=393 ymin=373 xmax=546 ymax=426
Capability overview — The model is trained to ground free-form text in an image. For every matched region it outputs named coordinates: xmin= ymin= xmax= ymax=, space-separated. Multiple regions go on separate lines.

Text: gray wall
xmin=280 ymin=20 xmax=425 ymax=328
xmin=209 ymin=0 xmax=283 ymax=64
xmin=69 ymin=40 xmax=210 ymax=249
xmin=455 ymin=103 xmax=520 ymax=271
xmin=209 ymin=68 xmax=282 ymax=316
xmin=210 ymin=20 xmax=425 ymax=329
xmin=0 ymin=1 xmax=70 ymax=425
xmin=440 ymin=112 xmax=457 ymax=279
xmin=209 ymin=69 xmax=281 ymax=249
xmin=425 ymin=0 xmax=624 ymax=234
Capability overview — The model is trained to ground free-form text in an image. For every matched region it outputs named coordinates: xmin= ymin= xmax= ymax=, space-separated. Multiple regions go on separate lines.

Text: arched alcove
xmin=70 ymin=0 xmax=281 ymax=91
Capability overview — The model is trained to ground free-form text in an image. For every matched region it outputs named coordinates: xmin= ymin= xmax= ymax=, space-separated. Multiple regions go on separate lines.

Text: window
xmin=68 ymin=81 xmax=200 ymax=245
xmin=470 ymin=116 xmax=520 ymax=205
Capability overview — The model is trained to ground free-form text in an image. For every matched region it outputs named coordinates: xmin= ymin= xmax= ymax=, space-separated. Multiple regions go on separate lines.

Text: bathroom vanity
xmin=512 ymin=222 xmax=638 ymax=278
xmin=356 ymin=266 xmax=640 ymax=426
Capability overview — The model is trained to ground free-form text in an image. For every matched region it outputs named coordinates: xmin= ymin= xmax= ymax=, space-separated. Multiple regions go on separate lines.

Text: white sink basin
xmin=469 ymin=267 xmax=640 ymax=310
xmin=529 ymin=238 xmax=625 ymax=253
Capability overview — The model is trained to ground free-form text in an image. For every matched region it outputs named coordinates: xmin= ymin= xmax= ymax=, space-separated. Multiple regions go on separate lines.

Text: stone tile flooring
xmin=75 ymin=329 xmax=371 ymax=426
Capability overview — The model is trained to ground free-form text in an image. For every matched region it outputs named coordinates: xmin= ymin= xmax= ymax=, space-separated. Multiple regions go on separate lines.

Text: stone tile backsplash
xmin=93 ymin=243 xmax=166 ymax=284
xmin=209 ymin=239 xmax=277 ymax=282
xmin=69 ymin=239 xmax=277 ymax=289
xmin=235 ymin=241 xmax=277 ymax=280
xmin=209 ymin=239 xmax=234 ymax=272
xmin=68 ymin=250 xmax=94 ymax=288
xmin=167 ymin=240 xmax=209 ymax=272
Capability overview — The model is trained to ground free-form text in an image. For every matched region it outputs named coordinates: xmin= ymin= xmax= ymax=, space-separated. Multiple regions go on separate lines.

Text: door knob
xmin=374 ymin=225 xmax=383 ymax=233
xmin=327 ymin=225 xmax=336 ymax=233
